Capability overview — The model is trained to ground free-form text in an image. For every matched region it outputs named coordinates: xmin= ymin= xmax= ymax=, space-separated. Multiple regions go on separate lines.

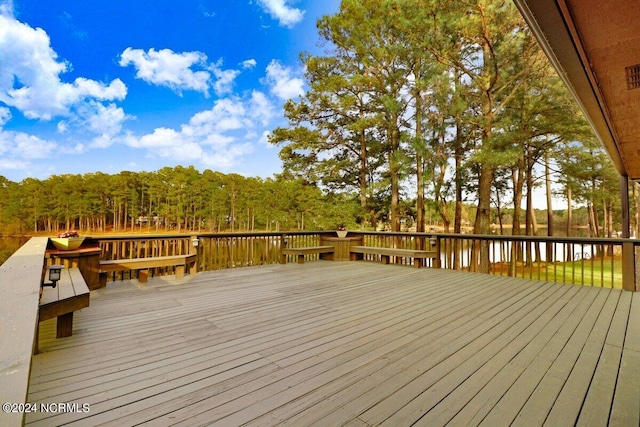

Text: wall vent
xmin=626 ymin=64 xmax=640 ymax=90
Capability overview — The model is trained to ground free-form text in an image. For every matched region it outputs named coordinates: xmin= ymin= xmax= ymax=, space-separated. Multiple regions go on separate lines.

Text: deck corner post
xmin=622 ymin=241 xmax=638 ymax=292
xmin=620 ymin=175 xmax=630 ymax=238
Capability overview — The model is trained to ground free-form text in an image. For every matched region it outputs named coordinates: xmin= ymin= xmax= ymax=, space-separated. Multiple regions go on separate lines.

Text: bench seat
xmin=350 ymin=246 xmax=437 ymax=267
xmin=99 ymin=253 xmax=197 ymax=283
xmin=282 ymin=246 xmax=335 ymax=264
xmin=38 ymin=267 xmax=90 ymax=353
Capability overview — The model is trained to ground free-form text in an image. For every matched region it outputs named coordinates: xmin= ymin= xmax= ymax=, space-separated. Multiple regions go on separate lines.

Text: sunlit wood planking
xmin=26 ymin=262 xmax=639 ymax=426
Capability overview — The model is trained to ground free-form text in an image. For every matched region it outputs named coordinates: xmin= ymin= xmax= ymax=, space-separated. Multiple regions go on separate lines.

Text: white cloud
xmin=52 ymin=101 xmax=129 ymax=149
xmin=127 ymin=127 xmax=205 ymax=161
xmin=0 ymin=158 xmax=28 ymax=170
xmin=212 ymin=69 xmax=239 ymax=95
xmin=0 ymin=107 xmax=10 ymax=125
xmin=0 ymin=9 xmax=129 ymax=172
xmin=89 ymin=135 xmax=112 ymax=149
xmin=68 ymin=142 xmax=85 ymax=153
xmin=82 ymin=102 xmax=127 ymax=136
xmin=13 ymin=133 xmax=56 ymax=159
xmin=209 ymin=60 xmax=240 ymax=96
xmin=257 ymin=0 xmax=304 ymax=28
xmin=242 ymin=59 xmax=257 ymax=69
xmin=0 ymin=13 xmax=126 ymax=120
xmin=6 ymin=78 xmax=126 ymax=120
xmin=119 ymin=48 xmax=212 ymax=96
xmin=119 ymin=49 xmax=245 ymax=98
xmin=0 ymin=129 xmax=57 ymax=170
xmin=259 ymin=130 xmax=272 ymax=146
xmin=264 ymin=60 xmax=304 ymax=100
xmin=249 ymin=91 xmax=276 ymax=125
xmin=125 ymin=93 xmax=276 ymax=168
xmin=0 ymin=0 xmax=13 ymax=18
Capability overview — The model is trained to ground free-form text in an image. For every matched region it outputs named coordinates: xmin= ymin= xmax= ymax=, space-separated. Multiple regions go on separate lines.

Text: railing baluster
xmin=87 ymin=231 xmax=629 ymax=289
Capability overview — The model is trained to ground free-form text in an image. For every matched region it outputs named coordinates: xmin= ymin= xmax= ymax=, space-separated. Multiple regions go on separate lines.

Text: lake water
xmin=0 ymin=236 xmax=29 ymax=266
xmin=450 ymin=240 xmax=599 ymax=265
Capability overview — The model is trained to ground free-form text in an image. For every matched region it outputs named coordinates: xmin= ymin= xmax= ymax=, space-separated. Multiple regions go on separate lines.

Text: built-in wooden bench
xmin=99 ymin=253 xmax=197 ymax=284
xmin=37 ymin=267 xmax=90 ymax=353
xmin=282 ymin=246 xmax=335 ymax=264
xmin=350 ymin=245 xmax=437 ymax=268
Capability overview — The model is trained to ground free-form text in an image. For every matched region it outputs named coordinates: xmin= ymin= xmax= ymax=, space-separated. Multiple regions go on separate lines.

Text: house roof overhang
xmin=513 ymin=0 xmax=640 ymax=179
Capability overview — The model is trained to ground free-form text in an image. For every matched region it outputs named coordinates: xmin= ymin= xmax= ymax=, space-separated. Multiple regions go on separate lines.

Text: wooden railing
xmin=195 ymin=231 xmax=329 ymax=270
xmin=96 ymin=235 xmax=194 ymax=260
xmin=343 ymin=231 xmax=637 ymax=290
xmin=84 ymin=231 xmax=639 ymax=290
xmin=354 ymin=231 xmax=636 ymax=290
xmin=431 ymin=233 xmax=636 ymax=290
xmin=0 ymin=237 xmax=48 ymax=426
xmin=90 ymin=235 xmax=194 ymax=282
xmin=88 ymin=232 xmax=332 ymax=281
xmin=359 ymin=231 xmax=438 ymax=267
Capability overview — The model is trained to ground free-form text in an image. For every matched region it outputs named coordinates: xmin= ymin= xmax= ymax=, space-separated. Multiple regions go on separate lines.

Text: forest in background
xmin=0 ymin=165 xmax=629 ymax=238
xmin=0 ymin=167 xmax=360 ymax=235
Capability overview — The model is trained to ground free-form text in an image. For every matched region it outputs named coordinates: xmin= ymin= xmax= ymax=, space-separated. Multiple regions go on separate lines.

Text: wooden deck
xmin=27 ymin=262 xmax=639 ymax=426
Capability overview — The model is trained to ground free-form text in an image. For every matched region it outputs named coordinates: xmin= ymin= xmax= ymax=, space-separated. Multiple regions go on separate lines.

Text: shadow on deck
xmin=28 ymin=262 xmax=639 ymax=426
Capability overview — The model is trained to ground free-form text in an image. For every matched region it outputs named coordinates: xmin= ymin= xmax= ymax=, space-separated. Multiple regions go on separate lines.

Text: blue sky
xmin=0 ymin=0 xmax=341 ymax=182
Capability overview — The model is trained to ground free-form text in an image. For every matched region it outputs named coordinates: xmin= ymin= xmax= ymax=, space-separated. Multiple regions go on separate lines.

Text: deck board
xmin=364 ymin=283 xmax=573 ymax=427
xmin=423 ymin=285 xmax=587 ymax=426
xmin=609 ymin=292 xmax=640 ymax=425
xmin=26 ymin=262 xmax=639 ymax=426
xmin=476 ymin=286 xmax=601 ymax=426
xmin=510 ymin=287 xmax=612 ymax=426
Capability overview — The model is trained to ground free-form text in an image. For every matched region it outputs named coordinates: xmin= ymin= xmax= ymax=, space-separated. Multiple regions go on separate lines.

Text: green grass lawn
xmin=491 ymin=257 xmax=623 ymax=289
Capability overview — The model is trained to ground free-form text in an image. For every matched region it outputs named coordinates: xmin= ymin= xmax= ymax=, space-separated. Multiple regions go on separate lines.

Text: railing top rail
xmin=353 ymin=231 xmax=636 ymax=245
xmin=0 ymin=237 xmax=48 ymax=424
xmin=86 ymin=230 xmax=335 ymax=242
xmin=433 ymin=232 xmax=634 ymax=245
xmin=194 ymin=231 xmax=335 ymax=238
xmin=84 ymin=230 xmax=639 ymax=245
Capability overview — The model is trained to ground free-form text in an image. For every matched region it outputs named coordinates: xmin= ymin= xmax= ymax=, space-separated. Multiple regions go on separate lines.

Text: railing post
xmin=622 ymin=241 xmax=638 ymax=291
xmin=190 ymin=236 xmax=199 ymax=273
xmin=280 ymin=234 xmax=288 ymax=264
xmin=429 ymin=236 xmax=441 ymax=268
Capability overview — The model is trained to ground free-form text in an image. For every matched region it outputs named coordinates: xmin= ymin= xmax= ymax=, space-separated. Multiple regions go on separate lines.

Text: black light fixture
xmin=42 ymin=264 xmax=65 ymax=288
xmin=192 ymin=237 xmax=200 ymax=247
xmin=429 ymin=236 xmax=437 ymax=247
xmin=282 ymin=234 xmax=289 ymax=245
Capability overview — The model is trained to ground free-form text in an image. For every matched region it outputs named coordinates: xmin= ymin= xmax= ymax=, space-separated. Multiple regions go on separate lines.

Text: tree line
xmin=0 ymin=167 xmax=362 ymax=235
xmin=0 ymin=164 xmax=619 ymax=238
xmin=270 ymin=0 xmax=622 ymax=239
